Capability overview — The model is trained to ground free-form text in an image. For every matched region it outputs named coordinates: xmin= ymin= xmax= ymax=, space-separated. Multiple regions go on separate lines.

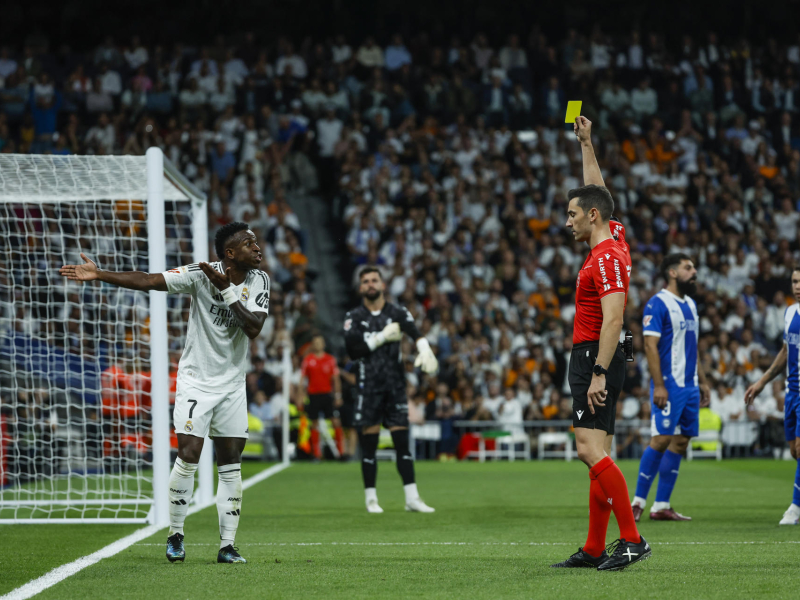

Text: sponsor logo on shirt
xmin=598 ymin=256 xmax=608 ymax=284
xmin=614 ymin=258 xmax=623 ymax=288
xmin=643 ymin=315 xmax=653 ymax=327
xmin=786 ymin=332 xmax=800 ymax=346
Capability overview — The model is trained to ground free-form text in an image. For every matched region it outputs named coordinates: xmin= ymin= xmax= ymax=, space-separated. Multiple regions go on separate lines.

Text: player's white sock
xmin=403 ymin=483 xmax=419 ymax=504
xmin=632 ymin=496 xmax=647 ymax=508
xmin=651 ymin=501 xmax=670 ymax=512
xmin=168 ymin=458 xmax=198 ymax=536
xmin=217 ymin=464 xmax=242 ymax=549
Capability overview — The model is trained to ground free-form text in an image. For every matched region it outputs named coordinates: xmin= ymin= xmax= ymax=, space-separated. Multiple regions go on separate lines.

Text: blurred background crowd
xmin=2 ymin=16 xmax=800 ymax=460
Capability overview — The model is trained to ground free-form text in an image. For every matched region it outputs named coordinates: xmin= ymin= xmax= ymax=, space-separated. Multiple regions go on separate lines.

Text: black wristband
xmin=593 ymin=364 xmax=608 ymax=377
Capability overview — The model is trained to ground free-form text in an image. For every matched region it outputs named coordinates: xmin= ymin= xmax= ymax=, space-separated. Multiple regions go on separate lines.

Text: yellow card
xmin=564 ymin=101 xmax=582 ymax=123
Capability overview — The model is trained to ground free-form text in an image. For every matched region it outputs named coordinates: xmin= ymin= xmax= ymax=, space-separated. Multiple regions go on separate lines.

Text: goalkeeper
xmin=343 ymin=267 xmax=438 ymax=514
xmin=60 ymin=222 xmax=268 ymax=565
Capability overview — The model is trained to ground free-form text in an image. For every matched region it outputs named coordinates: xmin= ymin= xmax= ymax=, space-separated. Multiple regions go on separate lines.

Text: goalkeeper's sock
xmin=584 ymin=471 xmax=612 ymax=557
xmin=634 ymin=446 xmax=663 ymax=503
xmin=654 ymin=449 xmax=682 ymax=505
xmin=591 ymin=456 xmax=640 ymax=543
xmin=168 ymin=458 xmax=197 ymax=536
xmin=793 ymin=459 xmax=800 ymax=506
xmin=216 ymin=463 xmax=242 ymax=549
xmin=390 ymin=429 xmax=415 ymax=485
xmin=358 ymin=431 xmax=379 ymax=488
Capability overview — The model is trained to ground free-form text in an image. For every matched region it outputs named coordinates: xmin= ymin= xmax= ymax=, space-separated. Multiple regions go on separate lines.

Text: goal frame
xmin=0 ymin=148 xmax=213 ymax=525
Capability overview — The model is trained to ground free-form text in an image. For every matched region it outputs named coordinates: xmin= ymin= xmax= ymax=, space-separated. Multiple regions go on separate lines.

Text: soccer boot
xmin=550 ymin=547 xmax=609 ymax=568
xmin=779 ymin=504 xmax=800 ymax=525
xmin=366 ymin=498 xmax=384 ymax=513
xmin=632 ymin=503 xmax=644 ymax=523
xmin=217 ymin=545 xmax=247 ymax=563
xmin=650 ymin=507 xmax=692 ymax=521
xmin=166 ymin=533 xmax=185 ymax=563
xmin=405 ymin=497 xmax=435 ymax=513
xmin=596 ymin=536 xmax=652 ymax=571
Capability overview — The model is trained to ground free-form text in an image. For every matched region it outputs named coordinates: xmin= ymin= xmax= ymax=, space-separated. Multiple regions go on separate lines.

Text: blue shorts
xmin=650 ymin=384 xmax=700 ymax=438
xmin=784 ymin=391 xmax=800 ymax=442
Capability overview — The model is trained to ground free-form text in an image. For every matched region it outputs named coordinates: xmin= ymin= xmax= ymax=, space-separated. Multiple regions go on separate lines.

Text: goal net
xmin=0 ymin=150 xmax=214 ymax=524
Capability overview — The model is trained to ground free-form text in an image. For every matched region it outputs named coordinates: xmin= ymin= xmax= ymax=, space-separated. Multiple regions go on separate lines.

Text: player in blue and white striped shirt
xmin=745 ymin=266 xmax=800 ymax=525
xmin=631 ymin=254 xmax=711 ymax=522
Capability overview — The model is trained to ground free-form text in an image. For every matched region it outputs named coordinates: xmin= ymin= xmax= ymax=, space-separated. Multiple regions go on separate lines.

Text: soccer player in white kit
xmin=61 ymin=222 xmax=269 ymax=563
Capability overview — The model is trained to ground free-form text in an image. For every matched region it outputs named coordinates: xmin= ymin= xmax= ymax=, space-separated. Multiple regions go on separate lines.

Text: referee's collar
xmin=590 ymin=236 xmax=616 ymax=256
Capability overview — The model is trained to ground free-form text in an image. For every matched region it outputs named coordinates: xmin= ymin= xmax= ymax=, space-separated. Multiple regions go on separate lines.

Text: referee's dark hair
xmin=660 ymin=253 xmax=692 ymax=281
xmin=567 ymin=185 xmax=614 ymax=222
xmin=359 ymin=266 xmax=383 ymax=280
xmin=214 ymin=221 xmax=250 ymax=259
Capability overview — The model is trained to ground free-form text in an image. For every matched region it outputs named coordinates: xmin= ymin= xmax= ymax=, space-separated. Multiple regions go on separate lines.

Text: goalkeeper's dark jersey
xmin=343 ymin=302 xmax=422 ymax=393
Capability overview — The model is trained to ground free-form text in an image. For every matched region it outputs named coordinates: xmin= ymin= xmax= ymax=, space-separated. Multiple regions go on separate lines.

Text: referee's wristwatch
xmin=593 ymin=364 xmax=608 ymax=377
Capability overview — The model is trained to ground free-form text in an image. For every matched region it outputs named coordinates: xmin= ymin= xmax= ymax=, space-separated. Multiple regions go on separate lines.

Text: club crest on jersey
xmin=344 ymin=318 xmax=352 ymax=331
xmin=643 ymin=315 xmax=653 ymax=327
xmin=240 ymin=287 xmax=249 ymax=302
xmin=184 ymin=420 xmax=193 ymax=432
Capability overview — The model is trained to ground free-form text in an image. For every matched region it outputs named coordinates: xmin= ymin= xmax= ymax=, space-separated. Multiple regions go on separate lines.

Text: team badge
xmin=241 ymin=287 xmax=249 ymax=302
xmin=184 ymin=420 xmax=193 ymax=432
xmin=663 ymin=419 xmax=670 ymax=428
xmin=643 ymin=315 xmax=652 ymax=327
xmin=344 ymin=318 xmax=352 ymax=331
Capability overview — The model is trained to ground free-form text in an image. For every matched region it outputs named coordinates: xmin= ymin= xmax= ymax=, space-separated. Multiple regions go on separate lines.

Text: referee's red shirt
xmin=301 ymin=352 xmax=338 ymax=394
xmin=573 ymin=236 xmax=631 ymax=344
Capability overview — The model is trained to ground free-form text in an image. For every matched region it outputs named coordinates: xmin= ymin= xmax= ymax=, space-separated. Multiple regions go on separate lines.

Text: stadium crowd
xmin=2 ymin=27 xmax=800 ymax=459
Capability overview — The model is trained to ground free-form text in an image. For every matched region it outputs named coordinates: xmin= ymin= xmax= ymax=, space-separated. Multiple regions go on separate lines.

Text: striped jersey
xmin=162 ymin=262 xmax=270 ymax=392
xmin=784 ymin=304 xmax=800 ymax=393
xmin=642 ymin=289 xmax=699 ymax=388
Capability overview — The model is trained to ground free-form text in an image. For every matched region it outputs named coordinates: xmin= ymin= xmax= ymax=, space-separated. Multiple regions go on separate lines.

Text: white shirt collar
xmin=661 ymin=288 xmax=688 ymax=303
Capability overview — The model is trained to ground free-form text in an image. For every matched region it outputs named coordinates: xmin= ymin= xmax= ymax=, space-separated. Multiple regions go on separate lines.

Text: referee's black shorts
xmin=568 ymin=341 xmax=626 ymax=434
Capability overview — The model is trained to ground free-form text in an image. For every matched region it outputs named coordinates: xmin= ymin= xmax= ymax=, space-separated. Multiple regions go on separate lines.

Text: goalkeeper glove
xmin=366 ymin=322 xmax=402 ymax=350
xmin=414 ymin=338 xmax=438 ymax=374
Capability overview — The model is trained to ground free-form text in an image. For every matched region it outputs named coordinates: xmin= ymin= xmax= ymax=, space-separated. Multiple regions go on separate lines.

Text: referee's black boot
xmin=550 ymin=547 xmax=608 ymax=568
xmin=596 ymin=535 xmax=651 ymax=571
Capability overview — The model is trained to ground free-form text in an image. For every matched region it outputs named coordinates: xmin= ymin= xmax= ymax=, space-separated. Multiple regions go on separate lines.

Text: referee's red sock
xmin=584 ymin=472 xmax=612 ymax=557
xmin=590 ymin=456 xmax=641 ymax=543
xmin=311 ymin=429 xmax=321 ymax=459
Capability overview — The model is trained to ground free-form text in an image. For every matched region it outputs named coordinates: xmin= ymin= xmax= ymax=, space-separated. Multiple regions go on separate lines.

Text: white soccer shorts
xmin=173 ymin=379 xmax=249 ymax=439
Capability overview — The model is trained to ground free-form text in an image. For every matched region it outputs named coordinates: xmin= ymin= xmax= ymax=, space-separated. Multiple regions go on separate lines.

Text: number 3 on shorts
xmin=188 ymin=399 xmax=197 ymax=418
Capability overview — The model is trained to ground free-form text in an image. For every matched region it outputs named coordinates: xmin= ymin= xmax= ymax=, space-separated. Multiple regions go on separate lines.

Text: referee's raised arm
xmin=550 ymin=116 xmax=649 ymax=571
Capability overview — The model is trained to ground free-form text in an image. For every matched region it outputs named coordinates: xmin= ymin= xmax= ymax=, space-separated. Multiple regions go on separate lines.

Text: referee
xmin=551 ymin=116 xmax=650 ymax=571
xmin=343 ymin=266 xmax=438 ymax=513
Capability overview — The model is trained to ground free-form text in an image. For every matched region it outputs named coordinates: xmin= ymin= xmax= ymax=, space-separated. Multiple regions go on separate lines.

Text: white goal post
xmin=0 ymin=148 xmax=219 ymax=525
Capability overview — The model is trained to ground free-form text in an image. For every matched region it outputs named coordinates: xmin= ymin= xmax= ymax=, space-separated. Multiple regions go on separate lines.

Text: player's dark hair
xmin=214 ymin=222 xmax=250 ymax=260
xmin=567 ymin=185 xmax=614 ymax=222
xmin=792 ymin=264 xmax=800 ymax=276
xmin=661 ymin=253 xmax=692 ymax=281
xmin=359 ymin=266 xmax=383 ymax=281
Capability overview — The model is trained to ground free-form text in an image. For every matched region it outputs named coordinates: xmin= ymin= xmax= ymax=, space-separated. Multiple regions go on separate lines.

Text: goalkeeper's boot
xmin=166 ymin=533 xmax=185 ymax=563
xmin=779 ymin=504 xmax=800 ymax=525
xmin=596 ymin=535 xmax=651 ymax=571
xmin=217 ymin=545 xmax=247 ymax=564
xmin=550 ymin=547 xmax=609 ymax=568
xmin=405 ymin=497 xmax=435 ymax=513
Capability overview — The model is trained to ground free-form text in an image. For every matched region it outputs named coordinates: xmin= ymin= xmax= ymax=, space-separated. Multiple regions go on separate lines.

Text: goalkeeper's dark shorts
xmin=353 ymin=387 xmax=408 ymax=429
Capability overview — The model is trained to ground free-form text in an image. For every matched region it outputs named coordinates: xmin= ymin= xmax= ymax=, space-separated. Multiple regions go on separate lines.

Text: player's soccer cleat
xmin=596 ymin=536 xmax=651 ymax=571
xmin=166 ymin=533 xmax=185 ymax=563
xmin=779 ymin=504 xmax=800 ymax=525
xmin=632 ymin=503 xmax=644 ymax=522
xmin=550 ymin=547 xmax=609 ymax=568
xmin=650 ymin=507 xmax=692 ymax=521
xmin=405 ymin=498 xmax=435 ymax=513
xmin=366 ymin=498 xmax=384 ymax=513
xmin=217 ymin=545 xmax=247 ymax=563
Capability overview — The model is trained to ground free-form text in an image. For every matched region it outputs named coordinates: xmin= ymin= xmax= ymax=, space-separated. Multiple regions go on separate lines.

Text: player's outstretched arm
xmin=60 ymin=253 xmax=167 ymax=291
xmin=745 ymin=343 xmax=787 ymax=405
xmin=198 ymin=262 xmax=267 ymax=339
xmin=574 ymin=116 xmax=606 ymax=188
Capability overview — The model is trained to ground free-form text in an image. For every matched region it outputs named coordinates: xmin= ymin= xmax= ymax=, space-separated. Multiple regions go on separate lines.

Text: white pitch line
xmin=1 ymin=462 xmax=290 ymax=600
xmin=132 ymin=540 xmax=800 ymax=547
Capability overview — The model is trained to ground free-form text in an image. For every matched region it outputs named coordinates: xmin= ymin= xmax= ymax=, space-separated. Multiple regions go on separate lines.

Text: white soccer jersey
xmin=162 ymin=262 xmax=269 ymax=392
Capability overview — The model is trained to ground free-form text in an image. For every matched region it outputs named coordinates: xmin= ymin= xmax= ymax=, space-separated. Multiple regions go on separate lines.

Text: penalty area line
xmin=1 ymin=462 xmax=290 ymax=600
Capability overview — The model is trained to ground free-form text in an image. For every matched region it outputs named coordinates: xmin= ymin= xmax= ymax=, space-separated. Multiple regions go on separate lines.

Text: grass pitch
xmin=2 ymin=459 xmax=799 ymax=599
